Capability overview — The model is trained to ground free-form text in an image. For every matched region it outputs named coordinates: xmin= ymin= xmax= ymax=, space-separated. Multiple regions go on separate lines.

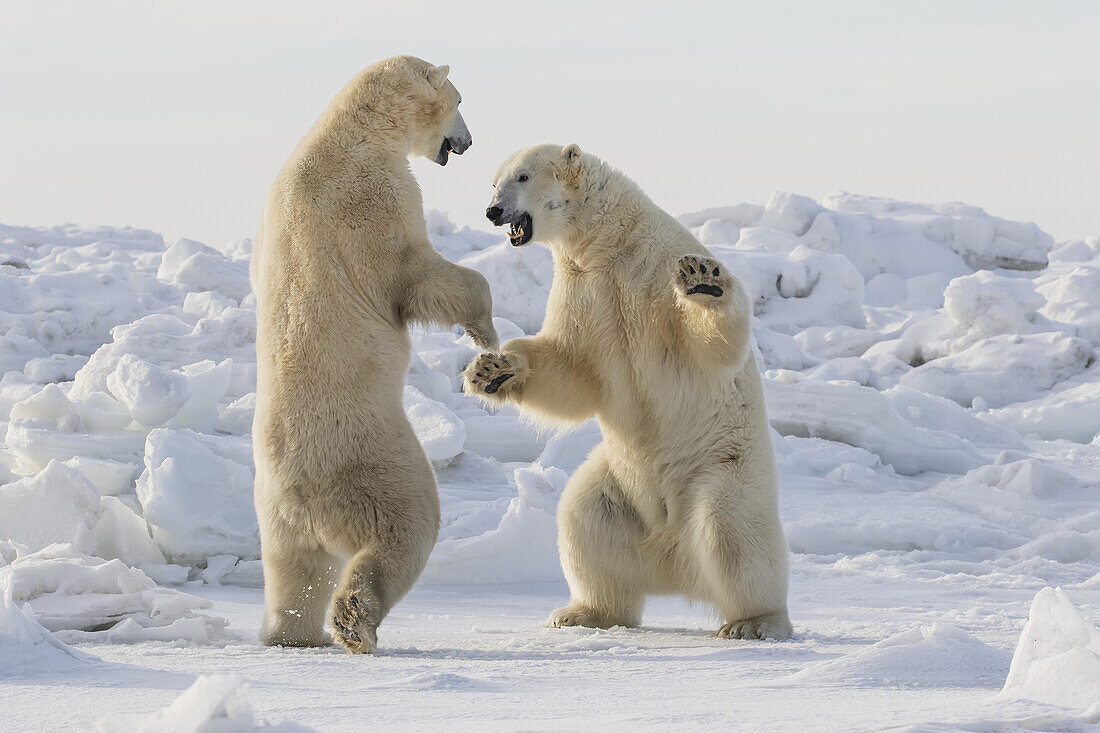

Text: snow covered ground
xmin=1 ymin=192 xmax=1099 ymax=730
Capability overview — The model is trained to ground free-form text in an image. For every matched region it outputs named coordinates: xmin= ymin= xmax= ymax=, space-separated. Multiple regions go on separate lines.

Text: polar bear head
xmin=342 ymin=55 xmax=471 ymax=166
xmin=485 ymin=143 xmax=589 ymax=247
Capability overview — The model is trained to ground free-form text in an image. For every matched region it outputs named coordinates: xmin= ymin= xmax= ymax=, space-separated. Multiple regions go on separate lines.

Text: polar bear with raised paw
xmin=465 ymin=143 xmax=791 ymax=641
xmin=252 ymin=56 xmax=497 ymax=654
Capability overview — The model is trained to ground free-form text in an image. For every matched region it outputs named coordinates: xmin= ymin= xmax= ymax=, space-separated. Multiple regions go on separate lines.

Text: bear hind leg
xmin=331 ymin=533 xmax=435 ymax=654
xmin=330 ymin=549 xmax=386 ymax=654
xmin=259 ymin=543 xmax=340 ymax=648
xmin=327 ymin=477 xmax=439 ymax=654
xmin=689 ymin=473 xmax=792 ymax=641
xmin=549 ymin=452 xmax=650 ymax=629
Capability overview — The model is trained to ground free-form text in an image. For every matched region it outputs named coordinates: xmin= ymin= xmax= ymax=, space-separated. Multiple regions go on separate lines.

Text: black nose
xmin=486 ymin=206 xmax=503 ymax=224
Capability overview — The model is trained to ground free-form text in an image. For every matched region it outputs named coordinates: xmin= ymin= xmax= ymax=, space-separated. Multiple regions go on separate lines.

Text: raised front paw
xmin=675 ymin=254 xmax=730 ymax=300
xmin=463 ymin=352 xmax=521 ymax=396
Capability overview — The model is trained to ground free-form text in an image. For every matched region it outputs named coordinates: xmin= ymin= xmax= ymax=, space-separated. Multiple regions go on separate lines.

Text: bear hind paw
xmin=717 ymin=611 xmax=792 ymax=641
xmin=546 ymin=604 xmax=632 ymax=630
xmin=331 ymin=591 xmax=378 ymax=654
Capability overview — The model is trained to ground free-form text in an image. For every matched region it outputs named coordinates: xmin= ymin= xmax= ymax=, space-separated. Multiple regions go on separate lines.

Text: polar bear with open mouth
xmin=252 ymin=56 xmax=496 ymax=654
xmin=465 ymin=143 xmax=792 ymax=640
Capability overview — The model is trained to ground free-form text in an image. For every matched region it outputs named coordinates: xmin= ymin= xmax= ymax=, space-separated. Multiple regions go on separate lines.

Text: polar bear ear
xmin=427 ymin=64 xmax=450 ymax=89
xmin=560 ymin=144 xmax=583 ymax=183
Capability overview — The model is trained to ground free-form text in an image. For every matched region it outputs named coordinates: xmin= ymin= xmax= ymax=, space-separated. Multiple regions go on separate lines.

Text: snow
xmin=764 ymin=376 xmax=984 ymax=475
xmin=1 ymin=542 xmax=227 ymax=644
xmin=0 ymin=461 xmax=101 ymax=554
xmin=403 ymin=386 xmax=467 ymax=465
xmin=785 ymin=622 xmax=1012 ymax=688
xmin=1000 ymin=587 xmax=1100 ymax=711
xmin=137 ymin=428 xmax=258 ymax=563
xmin=0 ymin=574 xmax=98 ymax=674
xmin=1 ymin=193 xmax=1099 ymax=729
xmin=95 ymin=674 xmax=309 ymax=732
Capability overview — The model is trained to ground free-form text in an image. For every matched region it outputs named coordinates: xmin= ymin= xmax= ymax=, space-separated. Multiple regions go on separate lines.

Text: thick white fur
xmin=251 ymin=56 xmax=496 ymax=653
xmin=465 ymin=144 xmax=792 ymax=640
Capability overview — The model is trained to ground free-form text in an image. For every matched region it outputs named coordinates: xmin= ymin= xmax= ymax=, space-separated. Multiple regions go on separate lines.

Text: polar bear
xmin=251 ymin=56 xmax=497 ymax=653
xmin=465 ymin=144 xmax=792 ymax=640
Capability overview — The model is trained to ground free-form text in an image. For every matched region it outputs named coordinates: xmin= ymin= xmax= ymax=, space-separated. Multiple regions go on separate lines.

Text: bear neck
xmin=315 ymin=82 xmax=413 ymax=157
xmin=554 ymin=162 xmax=649 ymax=265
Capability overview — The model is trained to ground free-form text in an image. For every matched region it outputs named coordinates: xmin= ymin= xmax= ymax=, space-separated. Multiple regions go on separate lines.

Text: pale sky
xmin=2 ymin=1 xmax=1098 ymax=247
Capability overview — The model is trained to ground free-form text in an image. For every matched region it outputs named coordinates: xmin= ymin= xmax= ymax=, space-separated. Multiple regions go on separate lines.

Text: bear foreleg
xmin=463 ymin=336 xmax=599 ymax=424
xmin=402 ymin=250 xmax=498 ymax=349
xmin=672 ymin=254 xmax=751 ymax=368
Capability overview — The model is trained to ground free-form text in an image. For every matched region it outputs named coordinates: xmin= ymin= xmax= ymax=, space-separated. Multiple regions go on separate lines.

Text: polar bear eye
xmin=517 ymin=174 xmax=529 ymax=183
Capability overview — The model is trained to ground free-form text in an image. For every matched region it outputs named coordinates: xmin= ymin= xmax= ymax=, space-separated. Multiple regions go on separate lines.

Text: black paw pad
xmin=484 ymin=373 xmax=514 ymax=394
xmin=686 ymin=284 xmax=724 ymax=297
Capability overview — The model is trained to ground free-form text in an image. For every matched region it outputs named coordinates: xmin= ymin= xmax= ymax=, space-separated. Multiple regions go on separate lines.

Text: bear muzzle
xmin=485 ymin=206 xmax=533 ymax=246
xmin=434 ymin=110 xmax=472 ymax=165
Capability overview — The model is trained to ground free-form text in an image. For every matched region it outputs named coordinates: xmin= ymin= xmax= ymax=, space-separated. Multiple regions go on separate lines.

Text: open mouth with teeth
xmin=434 ymin=138 xmax=455 ymax=166
xmin=508 ymin=213 xmax=533 ymax=246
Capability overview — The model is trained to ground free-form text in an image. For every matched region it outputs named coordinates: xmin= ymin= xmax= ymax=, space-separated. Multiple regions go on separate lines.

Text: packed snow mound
xmin=681 ymin=190 xmax=1054 ymax=280
xmin=95 ymin=674 xmax=312 ymax=732
xmin=711 ymin=245 xmax=867 ymax=334
xmin=999 ymin=587 xmax=1100 ymax=710
xmin=6 ymin=383 xmax=143 ymax=472
xmin=0 ymin=460 xmax=101 ymax=554
xmin=137 ymin=428 xmax=257 ymax=563
xmin=458 ymin=242 xmax=553 ymax=333
xmin=937 ymin=271 xmax=1047 ymax=354
xmin=106 ymin=353 xmax=192 ymax=426
xmin=0 ymin=232 xmax=174 ymax=359
xmin=0 ymin=460 xmax=174 ymax=575
xmin=980 ymin=363 xmax=1100 ymax=443
xmin=1 ymin=542 xmax=228 ymax=644
xmin=423 ymin=462 xmax=566 ymax=584
xmin=764 ymin=376 xmax=982 ymax=475
xmin=157 ymin=236 xmax=251 ymax=304
xmin=403 ymin=386 xmax=466 ymax=465
xmin=0 ymin=573 xmax=98 ymax=674
xmin=819 ymin=191 xmax=1054 ymax=273
xmin=787 ymin=622 xmax=1011 ymax=688
xmin=899 ymin=332 xmax=1093 ymax=409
